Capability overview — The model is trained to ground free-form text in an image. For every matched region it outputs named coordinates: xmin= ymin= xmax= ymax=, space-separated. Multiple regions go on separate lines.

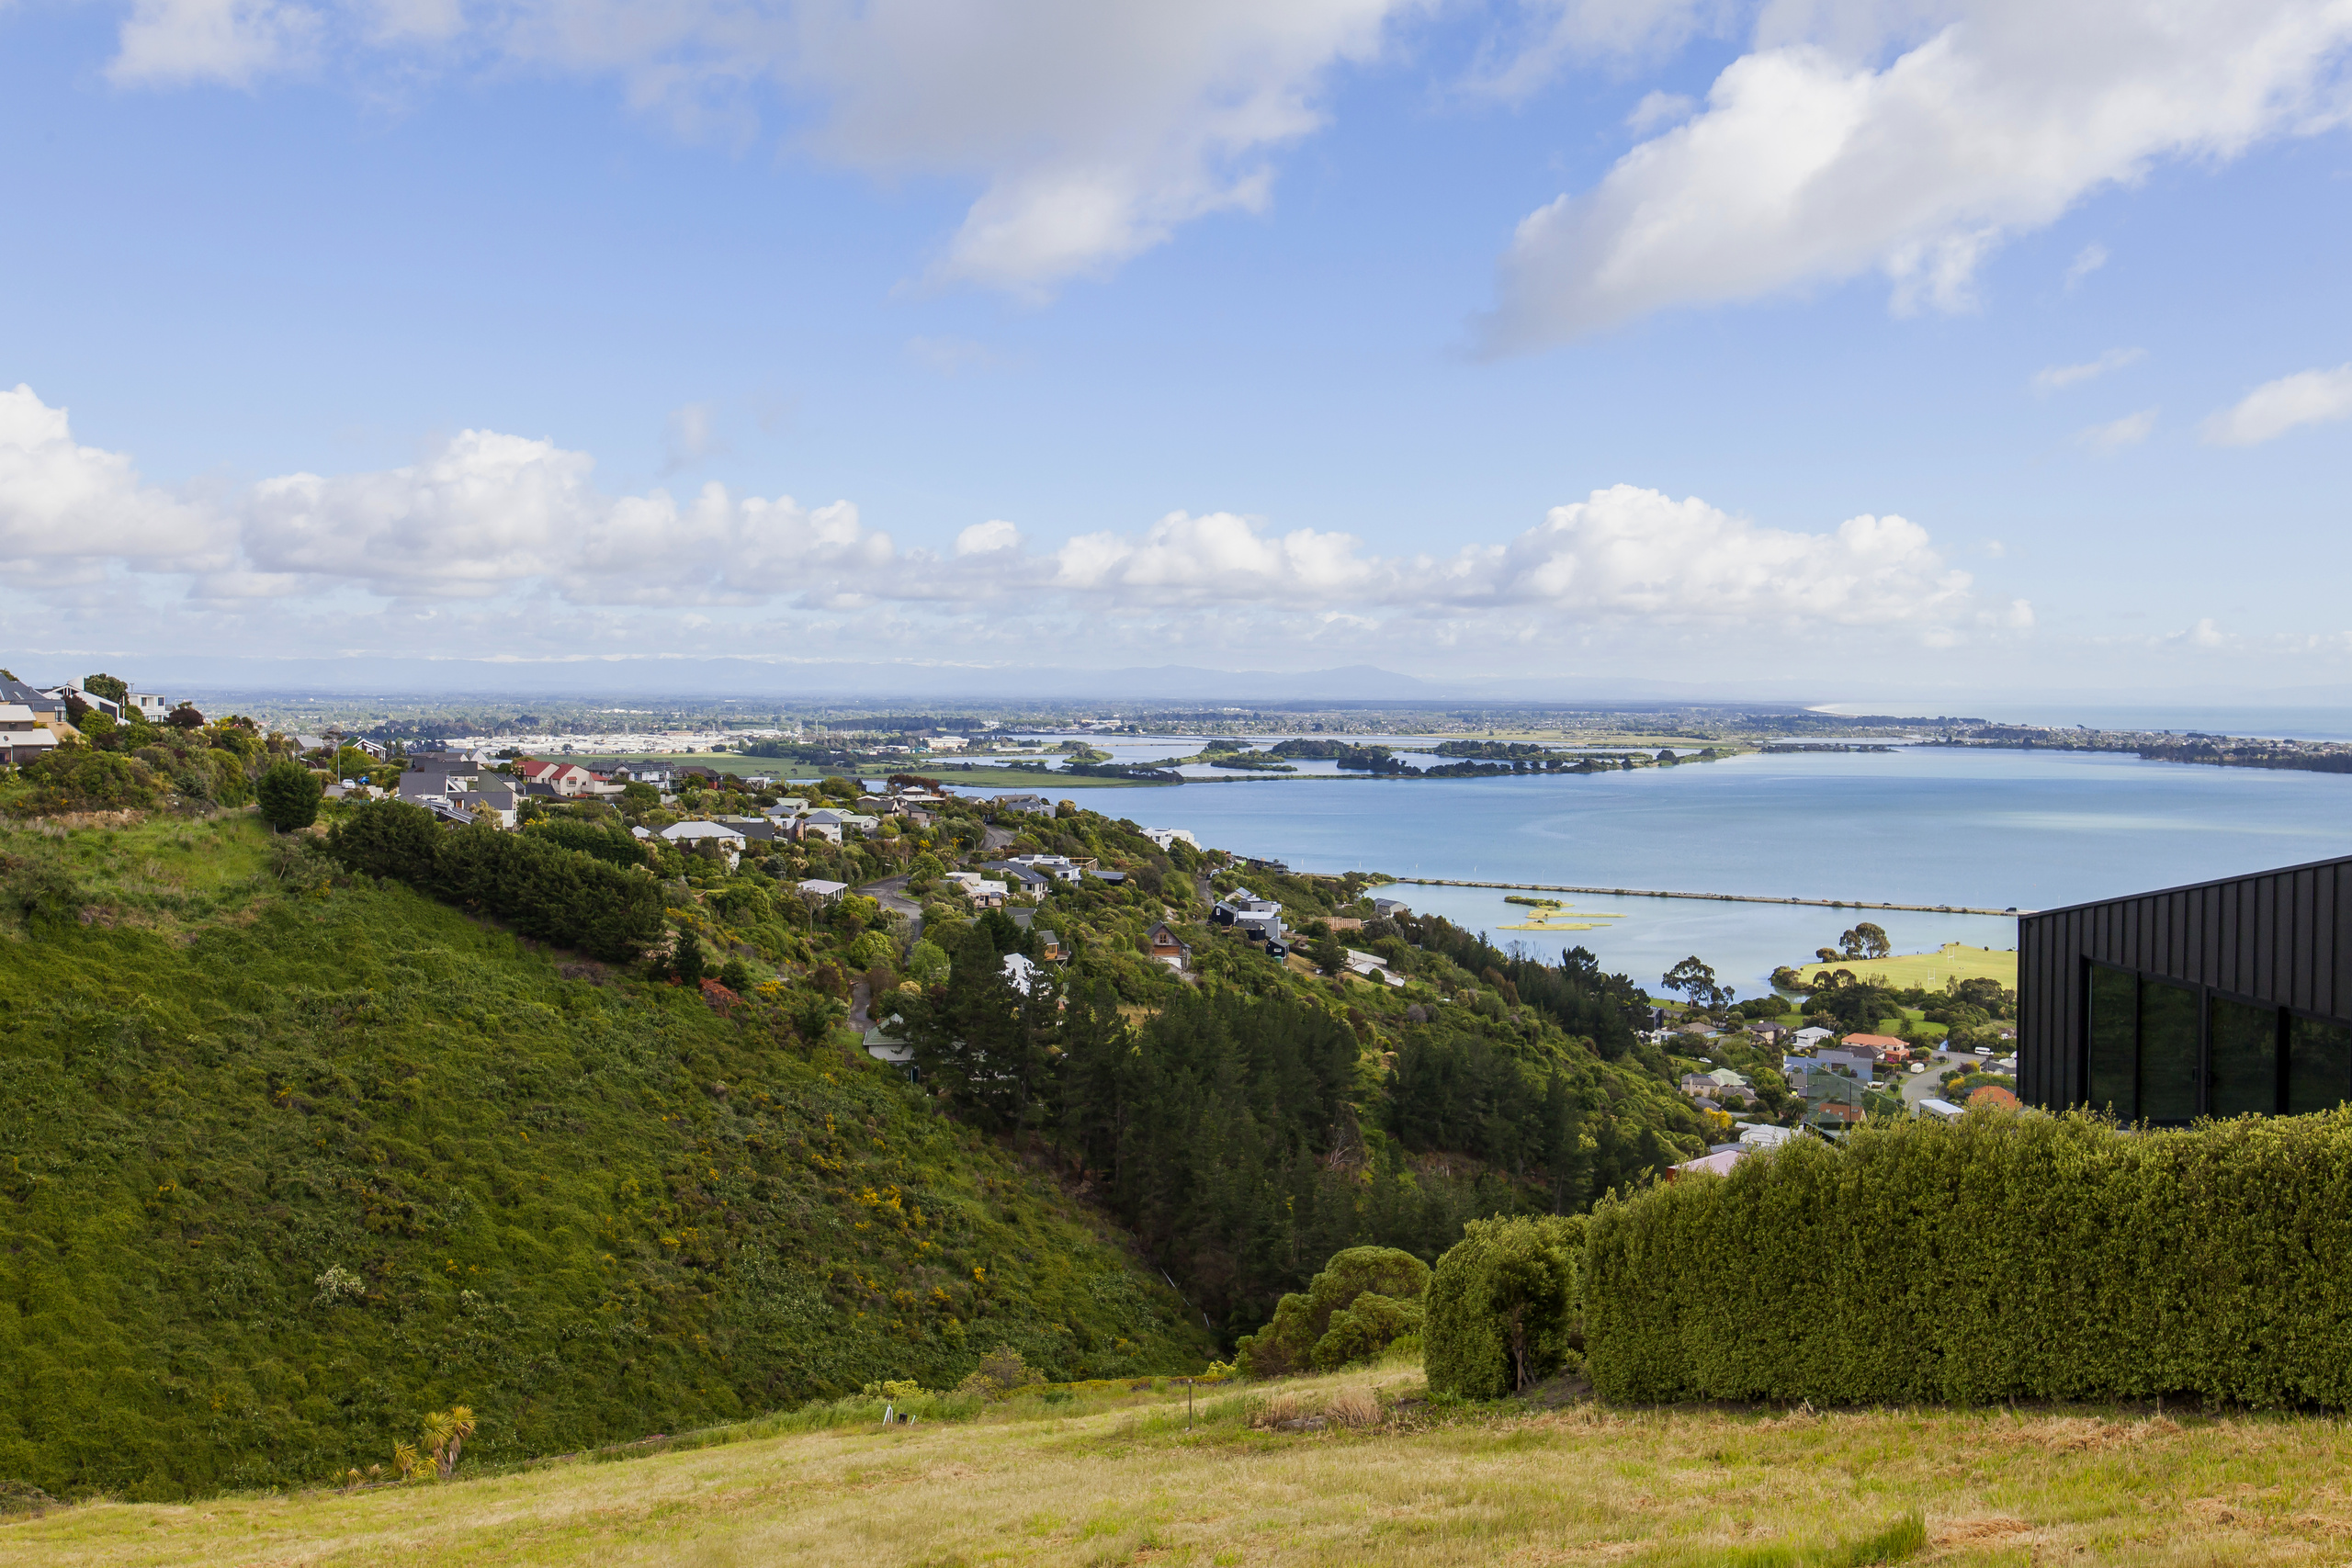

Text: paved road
xmin=861 ymin=874 xmax=923 ymax=938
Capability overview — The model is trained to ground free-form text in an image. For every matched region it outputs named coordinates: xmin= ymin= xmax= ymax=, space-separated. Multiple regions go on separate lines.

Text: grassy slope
xmin=0 ymin=814 xmax=1209 ymax=1501
xmin=1790 ymin=943 xmax=2018 ymax=990
xmin=6 ymin=1365 xmax=2344 ymax=1566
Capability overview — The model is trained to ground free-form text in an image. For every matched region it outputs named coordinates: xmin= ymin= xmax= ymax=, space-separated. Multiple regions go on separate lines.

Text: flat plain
xmin=10 ymin=1369 xmax=2352 ymax=1567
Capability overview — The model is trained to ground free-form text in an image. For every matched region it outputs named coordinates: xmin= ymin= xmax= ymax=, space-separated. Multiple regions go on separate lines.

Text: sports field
xmin=1790 ymin=942 xmax=2018 ymax=991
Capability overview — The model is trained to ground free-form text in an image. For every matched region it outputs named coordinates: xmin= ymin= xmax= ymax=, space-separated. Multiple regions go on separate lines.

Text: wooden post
xmin=1187 ymin=1378 xmax=1194 ymax=1430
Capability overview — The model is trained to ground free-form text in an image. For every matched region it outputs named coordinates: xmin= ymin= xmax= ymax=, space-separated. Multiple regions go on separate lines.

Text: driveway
xmin=861 ymin=874 xmax=923 ymax=938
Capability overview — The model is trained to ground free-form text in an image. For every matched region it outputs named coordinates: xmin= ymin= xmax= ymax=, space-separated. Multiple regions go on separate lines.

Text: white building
xmin=1143 ymin=828 xmax=1197 ymax=852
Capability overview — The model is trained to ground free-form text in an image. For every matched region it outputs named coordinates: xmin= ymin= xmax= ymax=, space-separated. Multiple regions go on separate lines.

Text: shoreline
xmin=1391 ymin=877 xmax=2027 ymax=919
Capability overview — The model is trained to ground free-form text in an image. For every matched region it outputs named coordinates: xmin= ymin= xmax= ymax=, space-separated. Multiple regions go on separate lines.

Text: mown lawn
xmin=10 ymin=1367 xmax=2352 ymax=1566
xmin=1788 ymin=943 xmax=2018 ymax=993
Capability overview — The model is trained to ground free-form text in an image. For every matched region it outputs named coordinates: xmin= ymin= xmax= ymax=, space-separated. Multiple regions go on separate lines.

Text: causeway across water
xmin=1393 ymin=878 xmax=2030 ymax=919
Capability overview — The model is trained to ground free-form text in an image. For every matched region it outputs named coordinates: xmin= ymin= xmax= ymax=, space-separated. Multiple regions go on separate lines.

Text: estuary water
xmin=956 ymin=746 xmax=2352 ymax=998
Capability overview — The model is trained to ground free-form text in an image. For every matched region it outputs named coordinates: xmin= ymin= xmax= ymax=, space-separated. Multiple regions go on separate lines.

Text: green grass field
xmin=563 ymin=755 xmax=1166 ymax=789
xmin=1789 ymin=943 xmax=2018 ymax=992
xmin=8 ymin=1363 xmax=2347 ymax=1566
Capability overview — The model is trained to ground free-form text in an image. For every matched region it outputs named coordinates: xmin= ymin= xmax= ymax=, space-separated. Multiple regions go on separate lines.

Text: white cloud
xmin=956 ymin=519 xmax=1024 ymax=555
xmin=2064 ymin=242 xmax=2109 ymax=289
xmin=0 ymin=385 xmax=2019 ymax=652
xmin=2075 ymin=408 xmax=2157 ymax=453
xmin=0 ymin=385 xmax=224 ymax=570
xmin=2200 ymin=363 xmax=2352 ymax=446
xmin=1626 ymin=88 xmax=1698 ymax=132
xmin=109 ymin=0 xmax=322 ymax=85
xmin=1483 ymin=0 xmax=2352 ymax=346
xmin=2033 ymin=346 xmax=2144 ymax=393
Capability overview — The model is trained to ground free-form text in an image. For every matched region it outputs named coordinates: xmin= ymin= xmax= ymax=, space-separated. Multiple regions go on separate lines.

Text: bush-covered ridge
xmin=0 ymin=814 xmax=1210 ymax=1500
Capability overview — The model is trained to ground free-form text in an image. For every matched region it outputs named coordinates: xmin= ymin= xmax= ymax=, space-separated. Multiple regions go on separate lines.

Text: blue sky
xmin=3 ymin=0 xmax=2349 ymax=698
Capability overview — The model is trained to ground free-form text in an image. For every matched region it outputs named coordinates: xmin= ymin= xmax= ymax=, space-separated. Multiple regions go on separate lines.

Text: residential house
xmin=1749 ymin=1021 xmax=1793 ymax=1047
xmin=763 ymin=797 xmax=810 ymax=818
xmin=795 ymin=879 xmax=850 ymax=904
xmin=1344 ymin=949 xmax=1405 ymax=987
xmin=1146 ymin=922 xmax=1192 ymax=971
xmin=1244 ymin=856 xmax=1290 ymax=874
xmin=400 ymin=758 xmax=480 ymax=803
xmin=1669 ymin=1148 xmax=1749 ymax=1179
xmin=1142 ymin=828 xmax=1198 ymax=852
xmin=1791 ymin=1025 xmax=1836 ymax=1050
xmin=1705 ymin=1067 xmax=1754 ymax=1094
xmin=793 ymin=818 xmax=842 ymax=845
xmin=1003 ymin=853 xmax=1089 ymax=883
xmin=990 ymin=794 xmax=1052 ymax=815
xmin=662 ymin=822 xmax=746 ymax=865
xmin=1843 ymin=1032 xmax=1911 ymax=1063
xmin=865 ymin=1018 xmax=916 ymax=1076
xmin=803 ymin=807 xmax=878 ymax=838
xmin=1035 ymin=929 xmax=1065 ymax=961
xmin=40 ymin=682 xmax=120 ymax=722
xmin=517 ymin=760 xmax=597 ymax=796
xmin=1679 ymin=1072 xmax=1720 ymax=1098
xmin=1738 ymin=1122 xmax=1795 ymax=1149
xmin=992 ymin=864 xmax=1053 ymax=895
xmin=1370 ymin=897 xmax=1411 ymax=920
xmin=1917 ymin=1098 xmax=1966 ymax=1122
xmin=125 ymin=690 xmax=172 ymax=723
xmin=0 ymin=677 xmax=69 ymax=731
xmin=967 ymin=880 xmax=1009 ymax=908
xmin=1967 ymin=1084 xmax=2022 ymax=1111
xmin=0 ymin=704 xmax=60 ymax=765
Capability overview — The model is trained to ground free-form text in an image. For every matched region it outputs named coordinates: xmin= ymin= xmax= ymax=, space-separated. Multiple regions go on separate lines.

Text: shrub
xmin=1582 ymin=1109 xmax=2352 ymax=1408
xmin=1423 ymin=1214 xmax=1586 ymax=1399
xmin=1234 ymin=1247 xmax=1430 ymax=1379
xmin=956 ymin=1345 xmax=1046 ymax=1398
xmin=22 ymin=747 xmax=158 ymax=812
xmin=256 ymin=758 xmax=322 ymax=830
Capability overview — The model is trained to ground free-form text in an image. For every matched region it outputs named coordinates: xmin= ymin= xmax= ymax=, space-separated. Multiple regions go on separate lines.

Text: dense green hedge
xmin=1233 ymin=1247 xmax=1428 ymax=1378
xmin=327 ymin=799 xmax=664 ymax=962
xmin=1423 ymin=1214 xmax=1585 ymax=1399
xmin=1585 ymin=1110 xmax=2352 ymax=1407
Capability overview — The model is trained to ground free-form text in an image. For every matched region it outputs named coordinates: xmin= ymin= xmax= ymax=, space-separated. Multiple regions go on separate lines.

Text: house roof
xmin=1966 ymin=1084 xmax=2022 ymax=1110
xmin=662 ymin=821 xmax=746 ymax=842
xmin=1844 ymin=1032 xmax=1907 ymax=1049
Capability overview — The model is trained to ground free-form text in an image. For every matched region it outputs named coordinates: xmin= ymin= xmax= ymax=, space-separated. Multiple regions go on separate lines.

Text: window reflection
xmin=2138 ymin=979 xmax=2200 ymax=1123
xmin=2208 ymin=997 xmax=2278 ymax=1117
xmin=2288 ymin=1015 xmax=2352 ymax=1114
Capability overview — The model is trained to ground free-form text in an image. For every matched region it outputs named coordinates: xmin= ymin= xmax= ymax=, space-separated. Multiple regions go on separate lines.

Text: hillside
xmin=0 ymin=814 xmax=1210 ymax=1500
xmin=2 ymin=1366 xmax=2337 ymax=1566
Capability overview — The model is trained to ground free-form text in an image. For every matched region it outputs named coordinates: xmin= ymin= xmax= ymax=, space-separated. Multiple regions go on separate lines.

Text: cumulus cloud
xmin=2075 ymin=408 xmax=2157 ymax=453
xmin=0 ymin=385 xmax=2019 ymax=650
xmin=2200 ymin=363 xmax=2352 ymax=446
xmin=109 ymin=0 xmax=322 ymax=85
xmin=0 ymin=384 xmax=225 ymax=570
xmin=2033 ymin=346 xmax=2144 ymax=393
xmin=955 ymin=519 xmax=1024 ymax=556
xmin=1483 ymin=0 xmax=2352 ymax=346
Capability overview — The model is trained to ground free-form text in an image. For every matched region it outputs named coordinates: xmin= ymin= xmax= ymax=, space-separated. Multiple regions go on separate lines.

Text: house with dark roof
xmin=1147 ymin=922 xmax=1192 ymax=971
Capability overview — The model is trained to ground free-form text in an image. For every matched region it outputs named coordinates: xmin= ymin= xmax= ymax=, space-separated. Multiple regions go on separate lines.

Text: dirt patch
xmin=1996 ymin=1416 xmax=2182 ymax=1453
xmin=1934 ymin=1516 xmax=2032 ymax=1546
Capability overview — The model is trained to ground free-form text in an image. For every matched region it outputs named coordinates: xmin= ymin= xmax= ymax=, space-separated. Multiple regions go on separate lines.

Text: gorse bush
xmin=1584 ymin=1109 xmax=2352 ymax=1408
xmin=1233 ymin=1247 xmax=1428 ymax=1378
xmin=1424 ymin=1214 xmax=1586 ymax=1399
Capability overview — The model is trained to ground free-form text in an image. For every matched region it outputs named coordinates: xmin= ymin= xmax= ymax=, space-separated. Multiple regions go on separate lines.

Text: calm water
xmin=952 ymin=746 xmax=2352 ymax=997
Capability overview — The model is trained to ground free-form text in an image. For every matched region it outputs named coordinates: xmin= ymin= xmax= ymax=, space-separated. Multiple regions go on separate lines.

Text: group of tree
xmin=325 ymin=798 xmax=665 ymax=962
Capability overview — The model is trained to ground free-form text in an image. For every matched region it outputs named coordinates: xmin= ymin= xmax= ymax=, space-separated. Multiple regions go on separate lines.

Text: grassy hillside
xmin=0 ymin=813 xmax=1210 ymax=1501
xmin=1785 ymin=942 xmax=2018 ymax=991
xmin=4 ymin=1363 xmax=2340 ymax=1565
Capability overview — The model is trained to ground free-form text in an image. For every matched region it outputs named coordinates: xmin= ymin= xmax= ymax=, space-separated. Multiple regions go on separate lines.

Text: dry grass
xmin=10 ymin=1370 xmax=2352 ymax=1567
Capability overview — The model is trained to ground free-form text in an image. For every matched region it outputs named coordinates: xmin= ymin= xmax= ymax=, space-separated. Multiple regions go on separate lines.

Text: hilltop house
xmin=662 ymin=822 xmax=746 ymax=865
xmin=517 ymin=760 xmax=597 ymax=795
xmin=0 ymin=677 xmax=69 ymax=732
xmin=991 ymin=794 xmax=1052 ymax=815
xmin=1147 ymin=922 xmax=1192 ymax=971
xmin=795 ymin=879 xmax=849 ymax=904
xmin=1143 ymin=828 xmax=1197 ymax=851
xmin=0 ymin=704 xmax=60 ymax=765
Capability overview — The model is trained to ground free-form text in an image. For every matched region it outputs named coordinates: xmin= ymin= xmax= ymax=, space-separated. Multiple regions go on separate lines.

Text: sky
xmin=2 ymin=0 xmax=2350 ymax=699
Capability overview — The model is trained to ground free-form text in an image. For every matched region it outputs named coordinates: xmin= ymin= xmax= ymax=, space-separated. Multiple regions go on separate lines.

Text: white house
xmin=662 ymin=821 xmax=746 ymax=865
xmin=796 ymin=879 xmax=850 ymax=904
xmin=1142 ymin=828 xmax=1197 ymax=852
xmin=1738 ymin=1122 xmax=1795 ymax=1149
xmin=926 ymin=735 xmax=969 ymax=751
xmin=1791 ymin=1026 xmax=1837 ymax=1050
xmin=0 ymin=704 xmax=60 ymax=765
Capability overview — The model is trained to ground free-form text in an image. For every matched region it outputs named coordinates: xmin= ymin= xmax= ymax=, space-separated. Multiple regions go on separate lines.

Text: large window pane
xmin=2087 ymin=964 xmax=2137 ymax=1118
xmin=2208 ymin=998 xmax=2278 ymax=1117
xmin=2140 ymin=978 xmax=2200 ymax=1122
xmin=2289 ymin=1015 xmax=2352 ymax=1114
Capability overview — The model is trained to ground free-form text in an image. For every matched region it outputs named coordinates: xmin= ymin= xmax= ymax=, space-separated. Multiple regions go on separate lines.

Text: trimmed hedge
xmin=1585 ymin=1109 xmax=2352 ymax=1407
xmin=1424 ymin=1214 xmax=1586 ymax=1399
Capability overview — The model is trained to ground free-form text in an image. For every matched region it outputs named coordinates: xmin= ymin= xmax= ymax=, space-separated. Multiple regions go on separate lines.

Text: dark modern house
xmin=2019 ymin=853 xmax=2352 ymax=1122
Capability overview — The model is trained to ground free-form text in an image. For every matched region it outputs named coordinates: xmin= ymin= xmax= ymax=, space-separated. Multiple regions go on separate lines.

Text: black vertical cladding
xmin=2020 ymin=853 xmax=2352 ymax=1117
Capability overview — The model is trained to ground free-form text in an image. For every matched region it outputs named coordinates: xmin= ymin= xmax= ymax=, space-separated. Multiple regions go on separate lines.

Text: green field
xmin=1789 ymin=942 xmax=2018 ymax=991
xmin=6 ymin=1362 xmax=2345 ymax=1566
xmin=563 ymin=755 xmax=1167 ymax=789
